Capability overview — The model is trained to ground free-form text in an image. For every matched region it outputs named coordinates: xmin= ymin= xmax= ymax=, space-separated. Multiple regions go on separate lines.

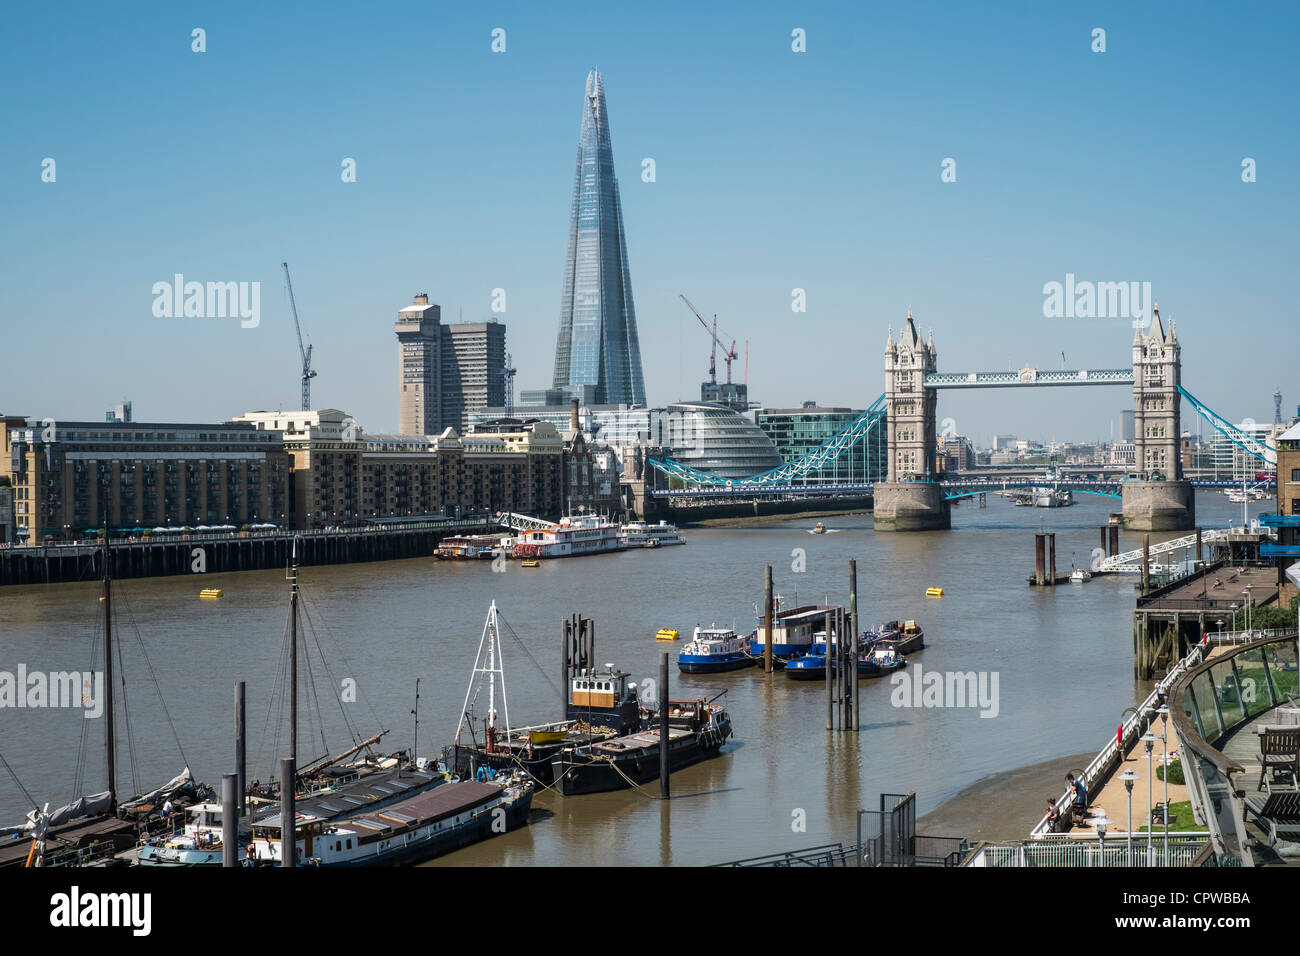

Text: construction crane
xmin=498 ymin=353 xmax=517 ymax=417
xmin=282 ymin=262 xmax=317 ymax=410
xmin=679 ymin=294 xmax=739 ymax=384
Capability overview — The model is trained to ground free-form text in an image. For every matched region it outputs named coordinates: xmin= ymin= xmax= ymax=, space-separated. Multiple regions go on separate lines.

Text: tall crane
xmin=282 ymin=262 xmax=317 ymax=410
xmin=679 ymin=294 xmax=739 ymax=384
xmin=499 ymin=353 xmax=517 ymax=417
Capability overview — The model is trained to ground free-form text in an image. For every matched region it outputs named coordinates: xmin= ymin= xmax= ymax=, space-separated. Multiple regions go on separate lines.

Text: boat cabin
xmin=566 ymin=667 xmax=641 ymax=734
xmin=752 ymin=604 xmax=843 ymax=650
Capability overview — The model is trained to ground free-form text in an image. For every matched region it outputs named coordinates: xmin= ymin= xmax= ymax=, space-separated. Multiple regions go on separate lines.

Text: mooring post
xmin=1049 ymin=532 xmax=1057 ymax=586
xmin=561 ymin=618 xmax=570 ymax=718
xmin=280 ymin=757 xmax=297 ymax=868
xmin=1195 ymin=527 xmax=1203 ymax=568
xmin=659 ymin=651 xmax=670 ymax=800
xmin=826 ymin=608 xmax=834 ymax=731
xmin=1100 ymin=526 xmax=1108 ymax=557
xmin=1110 ymin=524 xmax=1119 ymax=560
xmin=763 ymin=565 xmax=774 ymax=674
xmin=850 ymin=560 xmax=859 ymax=732
xmin=221 ymin=772 xmax=238 ymax=868
xmin=1034 ymin=533 xmax=1046 ymax=585
xmin=235 ymin=681 xmax=246 ymax=818
xmin=1142 ymin=534 xmax=1151 ymax=594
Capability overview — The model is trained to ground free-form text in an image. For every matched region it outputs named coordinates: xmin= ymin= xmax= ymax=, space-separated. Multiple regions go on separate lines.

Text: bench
xmin=1244 ymin=789 xmax=1300 ymax=846
xmin=1259 ymin=728 xmax=1300 ymax=792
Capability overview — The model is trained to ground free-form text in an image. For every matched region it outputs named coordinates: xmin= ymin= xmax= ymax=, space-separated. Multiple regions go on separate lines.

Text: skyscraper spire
xmin=551 ymin=69 xmax=646 ymax=406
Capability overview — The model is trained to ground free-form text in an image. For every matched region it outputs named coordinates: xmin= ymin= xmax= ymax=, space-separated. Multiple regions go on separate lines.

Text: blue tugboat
xmin=678 ymin=626 xmax=754 ymax=673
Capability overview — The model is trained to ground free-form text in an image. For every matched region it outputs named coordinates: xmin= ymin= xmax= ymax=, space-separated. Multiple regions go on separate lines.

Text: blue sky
xmin=2 ymin=1 xmax=1296 ymax=445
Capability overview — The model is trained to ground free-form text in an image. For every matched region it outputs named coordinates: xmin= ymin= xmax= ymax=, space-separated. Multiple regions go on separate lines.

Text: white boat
xmin=138 ymin=802 xmax=245 ymax=866
xmin=1070 ymin=567 xmax=1091 ymax=583
xmin=620 ymin=520 xmax=685 ymax=548
xmin=507 ymin=514 xmax=626 ymax=559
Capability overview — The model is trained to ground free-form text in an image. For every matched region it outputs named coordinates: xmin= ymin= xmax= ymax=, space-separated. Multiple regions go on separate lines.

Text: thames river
xmin=0 ymin=492 xmax=1262 ymax=864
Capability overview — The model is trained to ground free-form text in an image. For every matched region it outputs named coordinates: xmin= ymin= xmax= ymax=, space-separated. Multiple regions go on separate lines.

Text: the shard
xmin=552 ymin=69 xmax=646 ymax=407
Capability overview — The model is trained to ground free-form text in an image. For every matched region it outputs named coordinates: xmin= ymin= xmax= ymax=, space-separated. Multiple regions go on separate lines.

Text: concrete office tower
xmin=442 ymin=320 xmax=507 ymax=432
xmin=396 ymin=293 xmax=441 ymax=436
xmin=552 ymin=69 xmax=646 ymax=407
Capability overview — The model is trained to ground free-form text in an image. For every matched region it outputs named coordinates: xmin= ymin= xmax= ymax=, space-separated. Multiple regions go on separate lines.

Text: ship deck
xmin=349 ymin=781 xmax=502 ymax=843
xmin=251 ymin=767 xmax=441 ymax=826
xmin=591 ymin=728 xmax=694 ymax=753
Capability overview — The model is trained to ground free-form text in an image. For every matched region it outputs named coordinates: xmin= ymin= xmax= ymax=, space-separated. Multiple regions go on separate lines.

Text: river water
xmin=0 ymin=492 xmax=1263 ymax=864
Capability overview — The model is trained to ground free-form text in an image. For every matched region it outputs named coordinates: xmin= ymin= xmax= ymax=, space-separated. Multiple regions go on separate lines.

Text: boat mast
xmin=102 ymin=529 xmax=117 ymax=811
xmin=289 ymin=536 xmax=299 ymax=769
xmin=456 ymin=602 xmax=511 ymax=751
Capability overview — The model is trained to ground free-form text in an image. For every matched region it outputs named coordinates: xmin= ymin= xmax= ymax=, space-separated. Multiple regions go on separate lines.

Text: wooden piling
xmin=1109 ymin=525 xmax=1119 ymax=559
xmin=1034 ymin=533 xmax=1046 ymax=585
xmin=659 ymin=651 xmax=670 ymax=799
xmin=1142 ymin=534 xmax=1151 ymax=594
xmin=235 ymin=681 xmax=246 ymax=818
xmin=849 ymin=560 xmax=859 ymax=732
xmin=763 ymin=565 xmax=774 ymax=674
xmin=1049 ymin=532 xmax=1057 ymax=586
xmin=1101 ymin=526 xmax=1108 ymax=557
xmin=221 ymin=773 xmax=238 ymax=868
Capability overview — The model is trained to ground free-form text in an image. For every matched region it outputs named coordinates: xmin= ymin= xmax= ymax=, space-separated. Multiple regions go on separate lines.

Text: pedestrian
xmin=1046 ymin=797 xmax=1062 ymax=833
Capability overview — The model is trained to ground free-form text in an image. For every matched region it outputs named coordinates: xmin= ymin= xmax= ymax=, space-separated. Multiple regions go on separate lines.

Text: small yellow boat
xmin=655 ymin=628 xmax=679 ymax=641
xmin=521 ymin=560 xmax=541 ymax=568
xmin=200 ymin=588 xmax=224 ymax=598
xmin=925 ymin=587 xmax=943 ymax=598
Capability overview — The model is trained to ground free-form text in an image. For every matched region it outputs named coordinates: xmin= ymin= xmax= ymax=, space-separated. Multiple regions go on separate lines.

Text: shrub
xmin=1156 ymin=758 xmax=1184 ymax=785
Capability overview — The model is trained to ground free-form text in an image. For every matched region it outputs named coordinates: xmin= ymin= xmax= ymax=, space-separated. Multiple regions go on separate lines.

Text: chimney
xmin=570 ymin=399 xmax=580 ymax=432
xmin=413 ymin=293 xmax=429 ymax=305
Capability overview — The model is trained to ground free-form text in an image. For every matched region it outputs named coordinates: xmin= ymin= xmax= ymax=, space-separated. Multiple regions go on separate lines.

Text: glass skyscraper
xmin=552 ymin=69 xmax=646 ymax=407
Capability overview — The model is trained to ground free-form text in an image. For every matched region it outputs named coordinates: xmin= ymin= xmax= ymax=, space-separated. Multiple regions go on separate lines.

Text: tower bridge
xmin=647 ymin=306 xmax=1271 ymax=532
xmin=876 ymin=308 xmax=1191 ymax=531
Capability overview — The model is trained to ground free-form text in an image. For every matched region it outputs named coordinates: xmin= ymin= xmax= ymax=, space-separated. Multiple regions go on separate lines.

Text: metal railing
xmin=1030 ymin=641 xmax=1207 ymax=837
xmin=967 ymin=836 xmax=1209 ymax=867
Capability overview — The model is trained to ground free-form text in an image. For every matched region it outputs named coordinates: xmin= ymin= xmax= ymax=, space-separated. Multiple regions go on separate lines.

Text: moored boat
xmin=248 ymin=775 xmax=532 ymax=866
xmin=748 ymin=603 xmax=841 ymax=663
xmin=549 ymin=700 xmax=732 ymax=796
xmin=677 ymin=626 xmax=754 ymax=673
xmin=621 ymin=520 xmax=685 ymax=548
xmin=502 ymin=513 xmax=626 ymax=559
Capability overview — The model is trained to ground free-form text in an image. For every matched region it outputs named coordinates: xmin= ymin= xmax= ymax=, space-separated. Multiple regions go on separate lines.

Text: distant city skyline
xmin=3 ymin=3 xmax=1296 ymax=442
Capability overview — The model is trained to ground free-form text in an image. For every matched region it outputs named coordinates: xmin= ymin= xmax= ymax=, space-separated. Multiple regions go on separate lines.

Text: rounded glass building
xmin=653 ymin=402 xmax=783 ymax=480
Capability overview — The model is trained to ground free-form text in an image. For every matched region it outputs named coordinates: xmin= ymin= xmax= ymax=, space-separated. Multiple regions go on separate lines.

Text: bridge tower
xmin=873 ymin=312 xmax=950 ymax=531
xmin=1122 ymin=306 xmax=1195 ymax=530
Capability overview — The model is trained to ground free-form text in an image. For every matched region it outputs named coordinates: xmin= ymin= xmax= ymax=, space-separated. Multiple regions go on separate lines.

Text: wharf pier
xmin=0 ymin=518 xmax=494 ymax=586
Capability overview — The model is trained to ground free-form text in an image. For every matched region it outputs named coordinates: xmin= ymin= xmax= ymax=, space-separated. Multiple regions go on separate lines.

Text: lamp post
xmin=1119 ymin=769 xmax=1138 ymax=866
xmin=1156 ymin=705 xmax=1171 ymax=865
xmin=1092 ymin=812 xmax=1111 ymax=867
xmin=1141 ymin=733 xmax=1157 ymax=865
xmin=1230 ymin=603 xmax=1238 ymax=636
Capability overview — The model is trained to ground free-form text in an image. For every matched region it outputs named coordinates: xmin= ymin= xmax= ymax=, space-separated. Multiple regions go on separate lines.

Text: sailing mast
xmin=455 ymin=603 xmax=511 ymax=754
xmin=102 ymin=529 xmax=117 ymax=811
xmin=289 ymin=536 xmax=299 ymax=769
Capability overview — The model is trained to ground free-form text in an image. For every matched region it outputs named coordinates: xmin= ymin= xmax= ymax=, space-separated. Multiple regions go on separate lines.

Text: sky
xmin=2 ymin=1 xmax=1297 ymax=446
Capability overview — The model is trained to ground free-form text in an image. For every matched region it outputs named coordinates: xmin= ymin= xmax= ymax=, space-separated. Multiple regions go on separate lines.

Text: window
xmin=1292 ymin=468 xmax=1300 ymax=483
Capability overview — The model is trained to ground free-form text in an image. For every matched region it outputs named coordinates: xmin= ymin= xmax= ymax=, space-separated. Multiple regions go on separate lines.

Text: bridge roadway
xmin=651 ymin=477 xmax=1272 ymax=500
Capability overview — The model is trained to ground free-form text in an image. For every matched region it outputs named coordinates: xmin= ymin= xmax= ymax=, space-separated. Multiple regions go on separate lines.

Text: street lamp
xmin=1141 ymin=733 xmax=1157 ymax=865
xmin=1230 ymin=604 xmax=1238 ymax=635
xmin=1119 ymin=769 xmax=1138 ymax=866
xmin=1092 ymin=812 xmax=1111 ymax=867
xmin=1156 ymin=705 xmax=1171 ymax=865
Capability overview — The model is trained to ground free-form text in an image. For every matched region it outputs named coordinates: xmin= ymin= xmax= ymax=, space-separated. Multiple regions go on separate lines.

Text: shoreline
xmin=917 ymin=751 xmax=1096 ymax=845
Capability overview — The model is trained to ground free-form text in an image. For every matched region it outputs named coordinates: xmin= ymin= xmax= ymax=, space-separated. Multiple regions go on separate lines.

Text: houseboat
xmin=138 ymin=803 xmax=244 ymax=866
xmin=436 ymin=534 xmax=509 ymax=560
xmin=247 ymin=775 xmax=532 ymax=867
xmin=748 ymin=604 xmax=842 ymax=664
xmin=865 ymin=620 xmax=925 ymax=655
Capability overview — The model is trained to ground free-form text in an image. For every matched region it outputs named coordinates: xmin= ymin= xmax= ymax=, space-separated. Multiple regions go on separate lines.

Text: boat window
xmin=346 ymin=839 xmax=352 ymax=849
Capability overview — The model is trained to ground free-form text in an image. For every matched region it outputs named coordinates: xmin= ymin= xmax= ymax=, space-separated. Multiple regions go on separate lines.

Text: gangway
xmin=495 ymin=512 xmax=555 ymax=532
xmin=1097 ymin=527 xmax=1250 ymax=573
